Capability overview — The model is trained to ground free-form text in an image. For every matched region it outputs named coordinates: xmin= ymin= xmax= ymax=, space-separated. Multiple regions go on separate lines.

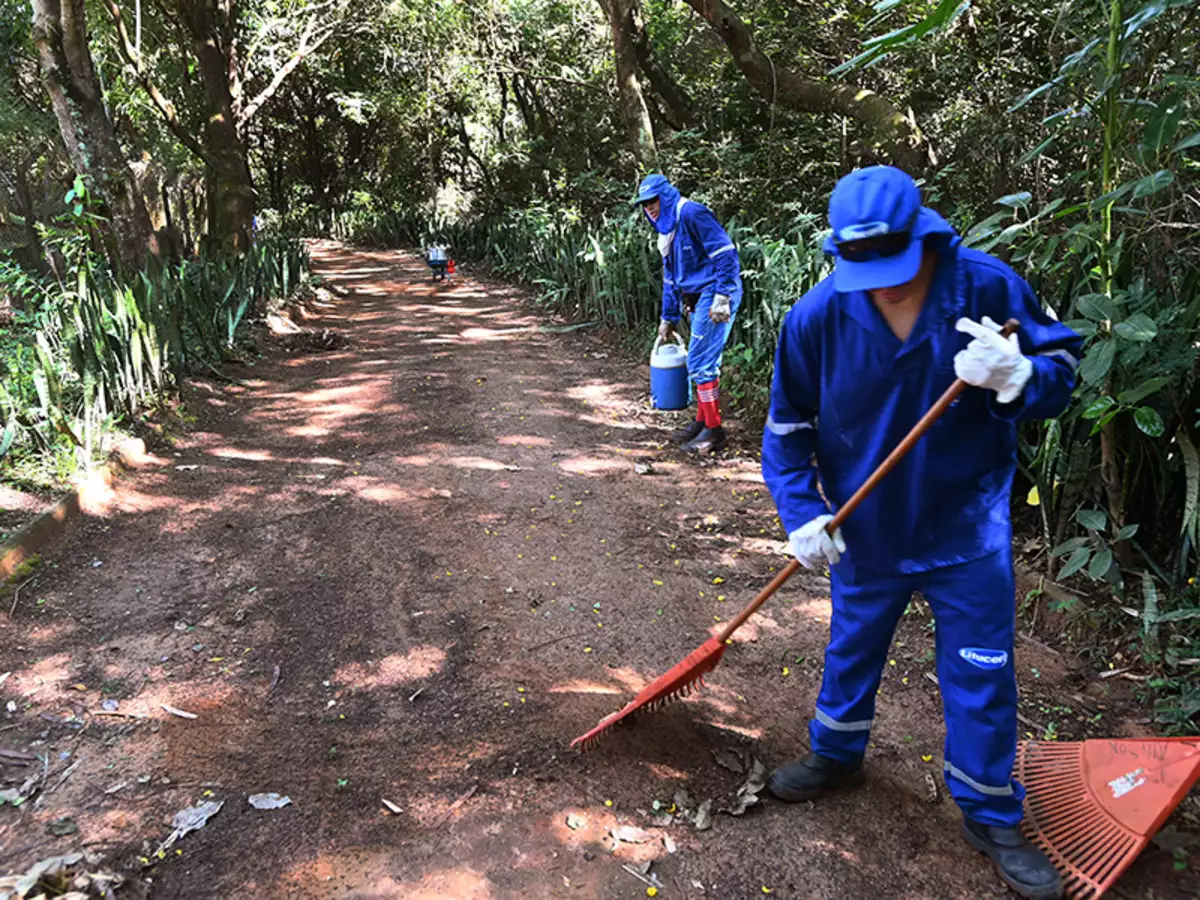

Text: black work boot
xmin=682 ymin=426 xmax=727 ymax=454
xmin=766 ymin=752 xmax=865 ymax=802
xmin=670 ymin=419 xmax=705 ymax=444
xmin=962 ymin=817 xmax=1063 ymax=900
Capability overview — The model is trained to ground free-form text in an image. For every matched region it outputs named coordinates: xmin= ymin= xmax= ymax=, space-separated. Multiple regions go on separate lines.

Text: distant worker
xmin=633 ymin=174 xmax=742 ymax=454
xmin=762 ymin=166 xmax=1083 ymax=900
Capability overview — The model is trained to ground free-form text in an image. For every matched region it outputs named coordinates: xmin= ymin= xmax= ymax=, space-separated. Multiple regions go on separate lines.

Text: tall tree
xmin=30 ymin=0 xmax=158 ymax=271
xmin=104 ymin=0 xmax=354 ymax=253
xmin=682 ymin=0 xmax=926 ymax=169
xmin=626 ymin=0 xmax=694 ymax=130
xmin=599 ymin=0 xmax=658 ymax=168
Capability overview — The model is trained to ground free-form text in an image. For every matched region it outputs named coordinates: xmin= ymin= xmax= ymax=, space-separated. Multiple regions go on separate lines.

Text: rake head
xmin=1017 ymin=736 xmax=1200 ymax=899
xmin=570 ymin=636 xmax=727 ymax=751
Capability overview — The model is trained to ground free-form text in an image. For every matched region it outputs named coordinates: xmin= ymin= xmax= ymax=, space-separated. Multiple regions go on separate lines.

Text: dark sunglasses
xmin=833 ymin=212 xmax=918 ymax=262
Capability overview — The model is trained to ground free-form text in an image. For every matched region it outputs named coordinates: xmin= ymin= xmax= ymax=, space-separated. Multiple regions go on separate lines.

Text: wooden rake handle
xmin=716 ymin=318 xmax=1021 ymax=643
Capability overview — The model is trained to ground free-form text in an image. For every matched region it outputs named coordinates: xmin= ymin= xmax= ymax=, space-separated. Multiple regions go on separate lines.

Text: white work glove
xmin=954 ymin=316 xmax=1033 ymax=405
xmin=789 ymin=514 xmax=846 ymax=570
xmin=658 ymin=319 xmax=677 ymax=342
xmin=709 ymin=293 xmax=732 ymax=323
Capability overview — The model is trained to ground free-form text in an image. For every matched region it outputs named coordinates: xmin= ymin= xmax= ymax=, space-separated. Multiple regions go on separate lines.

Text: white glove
xmin=954 ymin=316 xmax=1033 ymax=405
xmin=709 ymin=294 xmax=731 ymax=323
xmin=789 ymin=515 xmax=846 ymax=570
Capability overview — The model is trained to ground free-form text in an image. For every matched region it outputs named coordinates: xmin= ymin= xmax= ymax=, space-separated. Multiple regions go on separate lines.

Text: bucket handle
xmin=651 ymin=332 xmax=688 ymax=354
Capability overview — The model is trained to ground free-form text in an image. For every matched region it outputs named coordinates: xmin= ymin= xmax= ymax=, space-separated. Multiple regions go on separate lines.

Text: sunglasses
xmin=833 ymin=213 xmax=918 ymax=262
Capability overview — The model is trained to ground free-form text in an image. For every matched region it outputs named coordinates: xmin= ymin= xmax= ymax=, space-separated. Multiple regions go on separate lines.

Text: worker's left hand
xmin=709 ymin=294 xmax=732 ymax=323
xmin=954 ymin=316 xmax=1033 ymax=404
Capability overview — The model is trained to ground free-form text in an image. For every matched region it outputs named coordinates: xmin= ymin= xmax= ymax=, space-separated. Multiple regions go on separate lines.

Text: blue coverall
xmin=761 ymin=217 xmax=1082 ymax=827
xmin=644 ymin=179 xmax=744 ymax=384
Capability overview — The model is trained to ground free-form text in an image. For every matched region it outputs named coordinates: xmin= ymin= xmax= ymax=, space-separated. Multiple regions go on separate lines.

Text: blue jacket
xmin=644 ymin=180 xmax=741 ymax=322
xmin=762 ymin=228 xmax=1082 ymax=577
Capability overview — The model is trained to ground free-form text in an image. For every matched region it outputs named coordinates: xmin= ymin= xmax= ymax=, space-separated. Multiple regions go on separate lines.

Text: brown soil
xmin=0 ymin=483 xmax=56 ymax=544
xmin=1 ymin=241 xmax=1196 ymax=899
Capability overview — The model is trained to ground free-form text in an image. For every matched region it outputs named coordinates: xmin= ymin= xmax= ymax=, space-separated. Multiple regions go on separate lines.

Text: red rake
xmin=570 ymin=319 xmax=1022 ymax=751
xmin=1017 ymin=736 xmax=1200 ymax=898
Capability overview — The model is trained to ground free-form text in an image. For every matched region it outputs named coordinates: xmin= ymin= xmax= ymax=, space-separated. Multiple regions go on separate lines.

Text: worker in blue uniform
xmin=761 ymin=166 xmax=1082 ymax=900
xmin=633 ymin=174 xmax=742 ymax=454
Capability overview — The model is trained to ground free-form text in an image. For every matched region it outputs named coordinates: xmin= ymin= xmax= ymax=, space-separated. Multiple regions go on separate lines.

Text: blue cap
xmin=632 ymin=173 xmax=670 ymax=205
xmin=827 ymin=166 xmax=923 ymax=292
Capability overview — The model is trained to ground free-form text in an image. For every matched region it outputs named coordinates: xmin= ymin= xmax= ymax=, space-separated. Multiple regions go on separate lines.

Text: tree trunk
xmin=626 ymin=0 xmax=694 ymax=129
xmin=31 ymin=0 xmax=158 ymax=272
xmin=456 ymin=115 xmax=494 ymax=191
xmin=496 ymin=73 xmax=509 ymax=144
xmin=175 ymin=0 xmax=256 ymax=254
xmin=600 ymin=0 xmax=658 ymax=168
xmin=11 ymin=154 xmax=46 ymax=274
xmin=682 ymin=0 xmax=925 ymax=170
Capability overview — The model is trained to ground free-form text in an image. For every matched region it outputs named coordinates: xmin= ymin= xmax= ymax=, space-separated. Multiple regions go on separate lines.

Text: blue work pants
xmin=810 ymin=549 xmax=1025 ymax=827
xmin=685 ymin=284 xmax=741 ymax=385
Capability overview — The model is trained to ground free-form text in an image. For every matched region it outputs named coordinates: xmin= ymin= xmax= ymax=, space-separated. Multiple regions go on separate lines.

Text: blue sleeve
xmin=689 ymin=206 xmax=740 ymax=297
xmin=661 ymin=255 xmax=680 ymax=322
xmin=762 ymin=303 xmax=828 ymax=535
xmin=988 ymin=274 xmax=1082 ymax=422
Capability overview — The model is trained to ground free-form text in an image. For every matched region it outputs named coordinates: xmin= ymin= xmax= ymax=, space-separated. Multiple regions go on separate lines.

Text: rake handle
xmin=716 ymin=318 xmax=1020 ymax=643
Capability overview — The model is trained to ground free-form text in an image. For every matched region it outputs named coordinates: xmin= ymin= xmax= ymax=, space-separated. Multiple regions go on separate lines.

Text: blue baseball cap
xmin=826 ymin=166 xmax=924 ymax=292
xmin=632 ymin=173 xmax=670 ymax=205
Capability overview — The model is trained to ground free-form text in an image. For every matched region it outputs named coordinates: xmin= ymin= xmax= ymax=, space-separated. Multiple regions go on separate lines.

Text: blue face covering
xmin=635 ymin=174 xmax=683 ymax=236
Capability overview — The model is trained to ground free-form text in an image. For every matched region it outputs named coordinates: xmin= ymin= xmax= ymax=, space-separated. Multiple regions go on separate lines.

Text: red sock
xmin=697 ymin=379 xmax=721 ymax=429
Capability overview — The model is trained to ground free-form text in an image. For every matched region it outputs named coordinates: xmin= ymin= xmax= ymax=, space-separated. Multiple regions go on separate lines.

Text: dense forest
xmin=1 ymin=0 xmax=1198 ymax=728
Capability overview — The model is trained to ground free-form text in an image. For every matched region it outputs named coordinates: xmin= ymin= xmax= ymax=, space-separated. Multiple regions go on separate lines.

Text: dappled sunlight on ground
xmin=333 ymin=647 xmax=446 ymax=691
xmin=0 ymin=243 xmax=1125 ymax=900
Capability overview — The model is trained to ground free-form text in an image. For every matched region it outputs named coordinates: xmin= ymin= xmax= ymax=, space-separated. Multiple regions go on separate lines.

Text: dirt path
xmin=1 ymin=242 xmax=1194 ymax=899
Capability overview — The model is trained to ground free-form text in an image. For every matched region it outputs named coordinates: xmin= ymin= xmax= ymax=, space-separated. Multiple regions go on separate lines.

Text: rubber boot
xmin=961 ymin=818 xmax=1063 ymax=900
xmin=766 ymin=752 xmax=865 ymax=802
xmin=682 ymin=426 xmax=727 ymax=454
xmin=670 ymin=419 xmax=705 ymax=445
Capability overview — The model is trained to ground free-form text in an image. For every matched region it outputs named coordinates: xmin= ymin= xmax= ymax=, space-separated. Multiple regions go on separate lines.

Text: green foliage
xmin=406 ymin=201 xmax=829 ymax=412
xmin=0 ymin=185 xmax=309 ymax=485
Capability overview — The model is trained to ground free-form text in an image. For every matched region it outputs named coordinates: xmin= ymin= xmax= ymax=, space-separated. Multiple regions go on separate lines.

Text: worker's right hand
xmin=789 ymin=515 xmax=846 ymax=570
xmin=658 ymin=319 xmax=677 ymax=343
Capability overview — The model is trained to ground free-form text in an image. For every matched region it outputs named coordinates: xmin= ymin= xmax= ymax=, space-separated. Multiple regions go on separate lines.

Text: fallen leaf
xmin=711 ymin=748 xmax=744 ymax=774
xmin=610 ymin=825 xmax=653 ymax=844
xmin=46 ymin=817 xmax=78 ymax=836
xmin=741 ymin=758 xmax=768 ymax=797
xmin=170 ymin=801 xmax=222 ymax=839
xmin=248 ymin=792 xmax=291 ymax=810
xmin=0 ymin=748 xmax=37 ymax=765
